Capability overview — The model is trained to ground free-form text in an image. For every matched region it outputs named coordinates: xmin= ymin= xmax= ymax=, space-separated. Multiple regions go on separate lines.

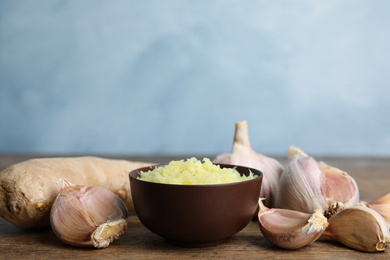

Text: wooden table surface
xmin=0 ymin=154 xmax=389 ymax=259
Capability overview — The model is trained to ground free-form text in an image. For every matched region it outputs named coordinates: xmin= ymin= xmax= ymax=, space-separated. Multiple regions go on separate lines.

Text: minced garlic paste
xmin=137 ymin=157 xmax=255 ymax=185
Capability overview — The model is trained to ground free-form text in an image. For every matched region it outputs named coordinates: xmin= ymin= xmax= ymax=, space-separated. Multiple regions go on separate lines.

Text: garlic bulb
xmin=322 ymin=206 xmax=390 ymax=252
xmin=50 ymin=178 xmax=128 ymax=248
xmin=275 ymin=146 xmax=328 ymax=214
xmin=276 ymin=146 xmax=360 ymax=218
xmin=258 ymin=199 xmax=328 ymax=249
xmin=213 ymin=120 xmax=284 ymax=207
xmin=359 ymin=193 xmax=390 ymax=227
xmin=319 ymin=161 xmax=360 ymax=218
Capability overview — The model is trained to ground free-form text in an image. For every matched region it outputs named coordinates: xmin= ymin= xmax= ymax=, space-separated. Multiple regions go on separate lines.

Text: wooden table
xmin=1 ymin=154 xmax=389 ymax=259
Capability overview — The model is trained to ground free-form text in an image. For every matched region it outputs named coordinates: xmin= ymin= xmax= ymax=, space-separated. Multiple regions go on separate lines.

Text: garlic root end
xmin=92 ymin=218 xmax=128 ymax=248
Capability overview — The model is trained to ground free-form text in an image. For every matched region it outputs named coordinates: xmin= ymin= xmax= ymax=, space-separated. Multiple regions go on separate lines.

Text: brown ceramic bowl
xmin=129 ymin=164 xmax=263 ymax=247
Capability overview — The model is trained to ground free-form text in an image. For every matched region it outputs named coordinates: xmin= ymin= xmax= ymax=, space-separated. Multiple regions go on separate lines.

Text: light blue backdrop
xmin=1 ymin=0 xmax=390 ymax=156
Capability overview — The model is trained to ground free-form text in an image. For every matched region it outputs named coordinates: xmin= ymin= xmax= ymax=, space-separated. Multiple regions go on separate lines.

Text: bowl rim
xmin=129 ymin=163 xmax=263 ymax=188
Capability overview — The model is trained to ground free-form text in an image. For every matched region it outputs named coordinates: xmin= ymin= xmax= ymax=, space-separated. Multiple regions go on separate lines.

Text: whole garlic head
xmin=50 ymin=178 xmax=128 ymax=248
xmin=213 ymin=121 xmax=284 ymax=207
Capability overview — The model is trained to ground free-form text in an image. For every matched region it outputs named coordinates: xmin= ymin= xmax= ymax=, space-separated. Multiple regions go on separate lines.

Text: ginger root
xmin=0 ymin=156 xmax=152 ymax=228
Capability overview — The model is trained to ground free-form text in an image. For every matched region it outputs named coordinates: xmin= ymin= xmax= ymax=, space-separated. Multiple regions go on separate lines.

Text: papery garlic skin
xmin=275 ymin=147 xmax=328 ymax=214
xmin=50 ymin=178 xmax=128 ymax=248
xmin=213 ymin=121 xmax=284 ymax=207
xmin=319 ymin=162 xmax=360 ymax=218
xmin=322 ymin=206 xmax=390 ymax=252
xmin=286 ymin=145 xmax=308 ymax=160
xmin=258 ymin=199 xmax=328 ymax=249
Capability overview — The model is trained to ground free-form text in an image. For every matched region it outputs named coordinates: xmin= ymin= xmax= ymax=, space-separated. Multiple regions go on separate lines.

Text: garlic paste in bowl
xmin=129 ymin=158 xmax=263 ymax=247
xmin=137 ymin=157 xmax=256 ymax=185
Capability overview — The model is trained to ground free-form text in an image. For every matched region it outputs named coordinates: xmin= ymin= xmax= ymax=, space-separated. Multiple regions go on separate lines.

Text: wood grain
xmin=1 ymin=154 xmax=389 ymax=259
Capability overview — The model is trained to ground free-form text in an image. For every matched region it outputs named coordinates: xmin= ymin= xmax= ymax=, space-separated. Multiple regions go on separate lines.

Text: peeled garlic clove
xmin=50 ymin=178 xmax=128 ymax=248
xmin=213 ymin=120 xmax=284 ymax=207
xmin=275 ymin=146 xmax=328 ymax=214
xmin=360 ymin=193 xmax=390 ymax=227
xmin=322 ymin=206 xmax=390 ymax=252
xmin=319 ymin=161 xmax=359 ymax=217
xmin=258 ymin=199 xmax=328 ymax=249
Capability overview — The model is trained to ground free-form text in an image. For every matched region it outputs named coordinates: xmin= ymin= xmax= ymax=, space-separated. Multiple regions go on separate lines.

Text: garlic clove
xmin=275 ymin=146 xmax=328 ymax=214
xmin=360 ymin=193 xmax=390 ymax=227
xmin=213 ymin=120 xmax=284 ymax=207
xmin=319 ymin=161 xmax=360 ymax=218
xmin=50 ymin=178 xmax=128 ymax=248
xmin=322 ymin=206 xmax=390 ymax=252
xmin=258 ymin=199 xmax=328 ymax=249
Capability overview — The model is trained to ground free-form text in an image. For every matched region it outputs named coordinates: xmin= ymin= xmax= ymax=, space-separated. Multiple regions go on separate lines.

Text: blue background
xmin=1 ymin=0 xmax=390 ymax=156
